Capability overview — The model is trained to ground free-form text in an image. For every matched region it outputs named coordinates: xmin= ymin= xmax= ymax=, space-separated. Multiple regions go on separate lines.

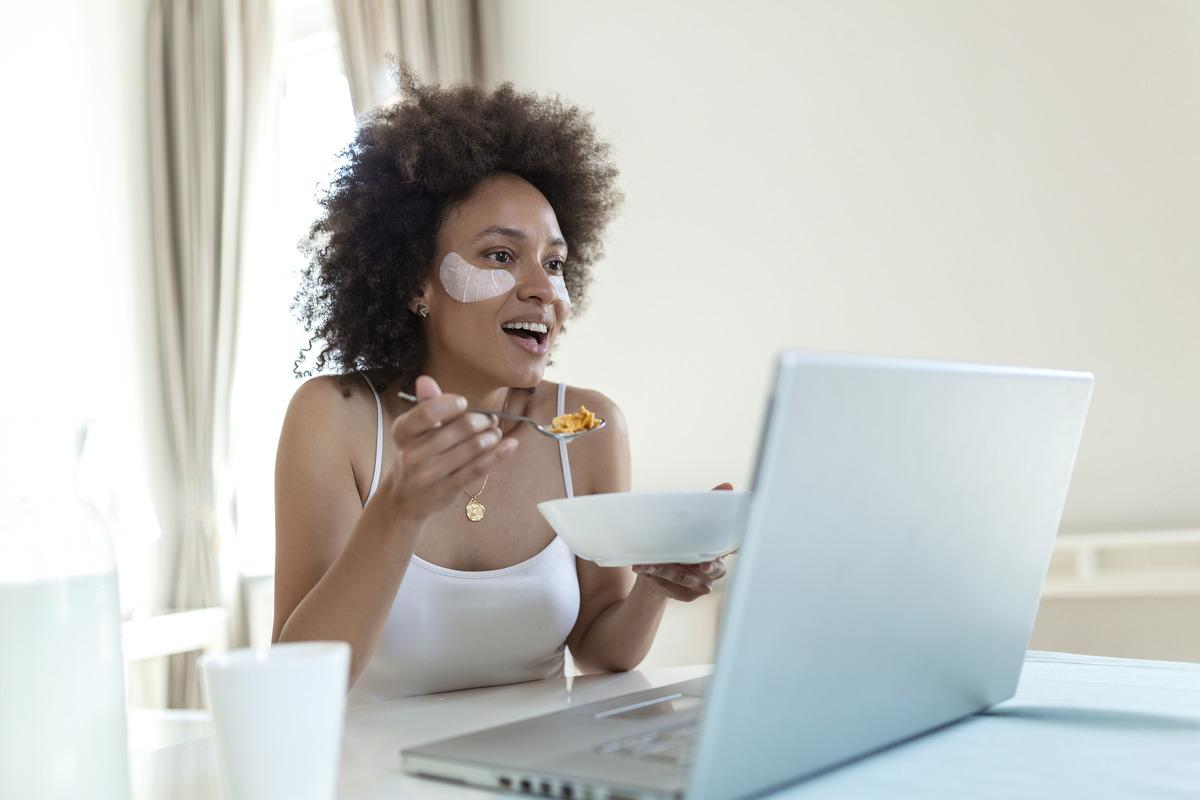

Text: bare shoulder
xmin=274 ymin=374 xmax=376 ymax=566
xmin=283 ymin=375 xmax=376 ymax=443
xmin=555 ymin=383 xmax=630 ymax=495
xmin=279 ymin=374 xmax=379 ymax=489
xmin=285 ymin=374 xmax=368 ymax=422
xmin=561 ymin=385 xmax=624 ymax=424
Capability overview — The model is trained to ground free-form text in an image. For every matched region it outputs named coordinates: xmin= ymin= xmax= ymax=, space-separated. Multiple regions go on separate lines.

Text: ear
xmin=408 ymin=281 xmax=432 ymax=315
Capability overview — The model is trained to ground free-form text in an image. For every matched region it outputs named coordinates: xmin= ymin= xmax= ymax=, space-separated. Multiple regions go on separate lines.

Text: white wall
xmin=4 ymin=0 xmax=1193 ymax=674
xmin=481 ymin=0 xmax=1200 ymax=533
xmin=1 ymin=0 xmax=173 ymax=611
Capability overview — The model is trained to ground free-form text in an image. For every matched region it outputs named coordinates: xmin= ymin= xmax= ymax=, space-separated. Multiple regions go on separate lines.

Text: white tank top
xmin=346 ymin=379 xmax=581 ymax=704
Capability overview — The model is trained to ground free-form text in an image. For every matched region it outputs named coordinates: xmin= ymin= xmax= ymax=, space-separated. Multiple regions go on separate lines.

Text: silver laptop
xmin=401 ymin=351 xmax=1094 ymax=800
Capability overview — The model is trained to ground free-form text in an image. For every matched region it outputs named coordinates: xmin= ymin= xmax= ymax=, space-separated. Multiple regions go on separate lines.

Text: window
xmin=229 ymin=0 xmax=356 ymax=576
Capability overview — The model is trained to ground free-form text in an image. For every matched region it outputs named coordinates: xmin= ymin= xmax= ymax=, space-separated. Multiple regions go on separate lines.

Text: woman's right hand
xmin=379 ymin=375 xmax=519 ymax=520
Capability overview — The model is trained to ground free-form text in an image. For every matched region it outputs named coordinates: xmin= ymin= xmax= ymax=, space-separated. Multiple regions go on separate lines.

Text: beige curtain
xmin=147 ymin=0 xmax=276 ymax=708
xmin=333 ymin=0 xmax=482 ymax=115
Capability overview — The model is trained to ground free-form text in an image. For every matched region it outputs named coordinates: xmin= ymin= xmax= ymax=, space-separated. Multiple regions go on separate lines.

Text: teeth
xmin=501 ymin=321 xmax=549 ymax=334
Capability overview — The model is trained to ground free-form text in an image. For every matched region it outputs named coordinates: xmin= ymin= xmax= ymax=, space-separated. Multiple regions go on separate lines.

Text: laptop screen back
xmin=685 ymin=352 xmax=1093 ymax=800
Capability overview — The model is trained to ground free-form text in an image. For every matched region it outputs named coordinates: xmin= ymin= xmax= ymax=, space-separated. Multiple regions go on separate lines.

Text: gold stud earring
xmin=415 ymin=304 xmax=430 ymax=318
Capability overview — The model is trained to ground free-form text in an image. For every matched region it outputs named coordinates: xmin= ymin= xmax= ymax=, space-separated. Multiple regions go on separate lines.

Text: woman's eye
xmin=546 ymin=259 xmax=565 ymax=273
xmin=488 ymin=251 xmax=513 ymax=265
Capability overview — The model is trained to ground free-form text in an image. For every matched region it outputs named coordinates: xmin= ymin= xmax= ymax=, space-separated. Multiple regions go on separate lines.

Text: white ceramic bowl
xmin=537 ymin=491 xmax=749 ymax=567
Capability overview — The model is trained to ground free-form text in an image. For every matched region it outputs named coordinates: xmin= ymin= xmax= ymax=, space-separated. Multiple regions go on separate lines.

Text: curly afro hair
xmin=293 ymin=70 xmax=622 ymax=394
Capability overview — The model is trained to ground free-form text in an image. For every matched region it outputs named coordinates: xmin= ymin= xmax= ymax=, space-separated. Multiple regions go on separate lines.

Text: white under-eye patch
xmin=548 ymin=275 xmax=572 ymax=308
xmin=438 ymin=252 xmax=516 ymax=303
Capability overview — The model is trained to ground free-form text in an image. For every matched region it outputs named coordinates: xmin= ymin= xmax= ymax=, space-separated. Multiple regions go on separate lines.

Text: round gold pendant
xmin=465 ymin=499 xmax=486 ymax=522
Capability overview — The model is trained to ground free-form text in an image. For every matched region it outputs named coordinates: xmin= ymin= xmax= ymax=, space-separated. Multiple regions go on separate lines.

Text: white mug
xmin=200 ymin=641 xmax=350 ymax=800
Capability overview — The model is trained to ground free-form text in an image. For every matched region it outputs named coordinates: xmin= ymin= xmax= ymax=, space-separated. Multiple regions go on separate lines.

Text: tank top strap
xmin=556 ymin=382 xmax=574 ymax=498
xmin=361 ymin=372 xmax=384 ymax=507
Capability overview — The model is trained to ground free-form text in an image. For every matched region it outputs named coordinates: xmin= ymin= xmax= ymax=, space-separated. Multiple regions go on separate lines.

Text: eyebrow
xmin=473 ymin=226 xmax=568 ymax=250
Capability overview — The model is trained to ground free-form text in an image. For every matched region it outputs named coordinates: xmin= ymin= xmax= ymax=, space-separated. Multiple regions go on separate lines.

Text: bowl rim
xmin=537 ymin=489 xmax=750 ymax=511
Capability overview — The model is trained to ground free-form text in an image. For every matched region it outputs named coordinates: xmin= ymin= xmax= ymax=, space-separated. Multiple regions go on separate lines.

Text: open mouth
xmin=500 ymin=320 xmax=550 ymax=353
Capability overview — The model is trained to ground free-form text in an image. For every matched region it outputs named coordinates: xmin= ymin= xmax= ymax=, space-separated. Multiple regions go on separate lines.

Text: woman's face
xmin=418 ymin=173 xmax=571 ymax=389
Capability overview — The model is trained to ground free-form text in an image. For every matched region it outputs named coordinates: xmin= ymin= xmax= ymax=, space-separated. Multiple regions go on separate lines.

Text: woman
xmin=273 ymin=74 xmax=728 ymax=702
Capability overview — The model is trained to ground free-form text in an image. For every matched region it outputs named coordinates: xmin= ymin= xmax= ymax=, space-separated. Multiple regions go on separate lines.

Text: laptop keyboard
xmin=594 ymin=721 xmax=699 ymax=767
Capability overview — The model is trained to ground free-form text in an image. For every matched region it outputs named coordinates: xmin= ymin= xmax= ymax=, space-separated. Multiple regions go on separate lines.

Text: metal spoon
xmin=396 ymin=391 xmax=606 ymax=443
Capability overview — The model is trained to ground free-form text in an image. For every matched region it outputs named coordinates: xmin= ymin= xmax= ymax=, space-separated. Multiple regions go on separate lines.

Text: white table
xmin=131 ymin=652 xmax=1200 ymax=799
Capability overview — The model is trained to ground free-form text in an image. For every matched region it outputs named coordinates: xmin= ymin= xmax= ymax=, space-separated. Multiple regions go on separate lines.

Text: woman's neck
xmin=418 ymin=360 xmax=529 ymax=414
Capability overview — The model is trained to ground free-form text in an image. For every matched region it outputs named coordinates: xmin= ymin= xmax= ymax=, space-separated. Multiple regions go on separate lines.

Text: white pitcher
xmin=0 ymin=488 xmax=131 ymax=799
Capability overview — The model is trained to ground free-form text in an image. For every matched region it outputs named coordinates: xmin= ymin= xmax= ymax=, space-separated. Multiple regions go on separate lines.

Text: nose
xmin=514 ymin=259 xmax=557 ymax=307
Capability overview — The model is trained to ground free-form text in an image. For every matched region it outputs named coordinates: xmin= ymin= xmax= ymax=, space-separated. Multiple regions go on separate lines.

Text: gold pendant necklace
xmin=463 ymin=388 xmax=510 ymax=523
xmin=464 ymin=477 xmax=488 ymax=522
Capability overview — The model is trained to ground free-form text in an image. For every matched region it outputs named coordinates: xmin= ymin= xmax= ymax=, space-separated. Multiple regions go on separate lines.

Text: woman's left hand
xmin=632 ymin=557 xmax=728 ymax=602
xmin=632 ymin=481 xmax=733 ymax=602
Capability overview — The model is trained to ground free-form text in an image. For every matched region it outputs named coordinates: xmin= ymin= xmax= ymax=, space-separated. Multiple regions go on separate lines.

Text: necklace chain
xmin=465 ymin=472 xmax=490 ymax=500
xmin=462 ymin=388 xmax=511 ymax=521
